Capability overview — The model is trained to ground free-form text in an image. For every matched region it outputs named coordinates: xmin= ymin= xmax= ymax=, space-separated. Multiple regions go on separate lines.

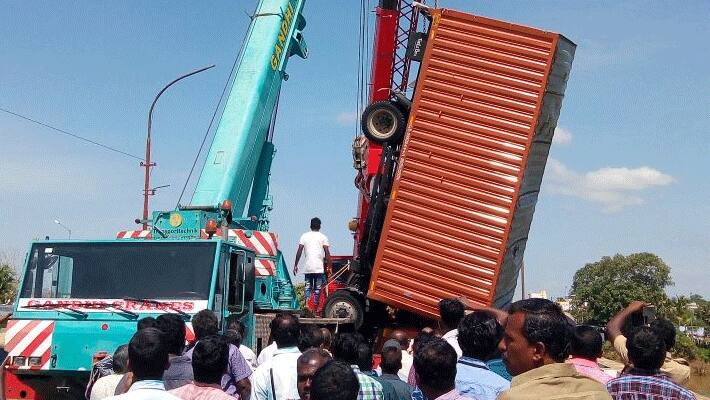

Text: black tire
xmin=323 ymin=290 xmax=364 ymax=329
xmin=361 ymin=101 xmax=406 ymax=144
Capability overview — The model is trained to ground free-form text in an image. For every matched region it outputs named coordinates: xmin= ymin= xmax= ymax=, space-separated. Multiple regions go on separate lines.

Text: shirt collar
xmin=625 ymin=368 xmax=663 ymax=376
xmin=568 ymin=357 xmax=600 ymax=368
xmin=458 ymin=356 xmax=489 ymax=369
xmin=442 ymin=329 xmax=458 ymax=339
xmin=129 ymin=380 xmax=165 ymax=391
xmin=350 ymin=365 xmax=362 ymax=373
xmin=273 ymin=346 xmax=301 ymax=355
xmin=510 ymin=363 xmax=577 ymax=387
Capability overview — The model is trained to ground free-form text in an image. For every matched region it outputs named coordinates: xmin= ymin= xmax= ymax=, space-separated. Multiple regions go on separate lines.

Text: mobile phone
xmin=642 ymin=305 xmax=656 ymax=325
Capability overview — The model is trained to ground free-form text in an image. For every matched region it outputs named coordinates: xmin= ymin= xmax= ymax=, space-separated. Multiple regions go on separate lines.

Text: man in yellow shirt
xmin=497 ymin=299 xmax=611 ymax=400
xmin=606 ymin=301 xmax=690 ymax=385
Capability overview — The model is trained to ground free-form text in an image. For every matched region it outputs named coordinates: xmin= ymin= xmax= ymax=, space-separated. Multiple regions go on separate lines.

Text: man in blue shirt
xmin=455 ymin=312 xmax=510 ymax=400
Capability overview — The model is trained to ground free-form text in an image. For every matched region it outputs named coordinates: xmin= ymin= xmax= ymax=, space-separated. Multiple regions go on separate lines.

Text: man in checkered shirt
xmin=331 ymin=333 xmax=384 ymax=400
xmin=606 ymin=326 xmax=696 ymax=400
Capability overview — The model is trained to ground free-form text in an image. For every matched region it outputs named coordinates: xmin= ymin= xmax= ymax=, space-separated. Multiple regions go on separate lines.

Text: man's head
xmin=389 ymin=329 xmax=409 ymax=350
xmin=380 ymin=344 xmax=402 ymax=375
xmin=191 ymin=336 xmax=229 ymax=385
xmin=297 ymin=348 xmax=332 ymax=400
xmin=156 ymin=314 xmax=186 ymax=356
xmin=628 ymin=326 xmax=666 ymax=371
xmin=112 ymin=344 xmax=129 ymax=374
xmin=439 ymin=298 xmax=465 ymax=331
xmin=127 ymin=328 xmax=169 ymax=381
xmin=570 ymin=325 xmax=603 ymax=361
xmin=499 ymin=298 xmax=572 ymax=376
xmin=650 ymin=318 xmax=676 ymax=350
xmin=310 ymin=217 xmax=322 ymax=231
xmin=192 ymin=310 xmax=219 ymax=340
xmin=331 ymin=332 xmax=361 ymax=364
xmin=414 ymin=338 xmax=458 ymax=398
xmin=458 ymin=311 xmax=503 ymax=360
xmin=356 ymin=343 xmax=373 ymax=372
xmin=319 ymin=327 xmax=332 ymax=350
xmin=413 ymin=331 xmax=436 ymax=353
xmin=137 ymin=316 xmax=157 ymax=331
xmin=311 ymin=360 xmax=359 ymax=400
xmin=226 ymin=316 xmax=247 ymax=337
xmin=299 ymin=325 xmax=325 ymax=352
xmin=270 ymin=312 xmax=300 ymax=348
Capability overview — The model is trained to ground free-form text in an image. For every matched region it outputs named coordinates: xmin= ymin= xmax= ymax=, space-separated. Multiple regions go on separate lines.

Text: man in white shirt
xmin=439 ymin=298 xmax=465 ymax=358
xmin=251 ymin=312 xmax=303 ymax=400
xmin=106 ymin=328 xmax=179 ymax=400
xmin=293 ymin=217 xmax=331 ymax=311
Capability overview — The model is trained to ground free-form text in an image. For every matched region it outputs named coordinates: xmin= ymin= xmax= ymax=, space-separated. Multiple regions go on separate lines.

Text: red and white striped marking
xmin=116 ymin=230 xmax=152 ymax=239
xmin=201 ymin=229 xmax=279 ymax=256
xmin=185 ymin=322 xmax=195 ymax=344
xmin=4 ymin=320 xmax=55 ymax=370
xmin=255 ymin=259 xmax=276 ymax=276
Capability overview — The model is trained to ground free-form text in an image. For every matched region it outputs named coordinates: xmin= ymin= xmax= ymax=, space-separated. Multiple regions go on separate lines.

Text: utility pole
xmin=54 ymin=219 xmax=72 ymax=239
xmin=141 ymin=65 xmax=215 ymax=230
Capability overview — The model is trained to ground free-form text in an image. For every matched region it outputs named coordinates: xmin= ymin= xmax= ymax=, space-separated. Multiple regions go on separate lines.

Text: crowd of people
xmin=84 ymin=297 xmax=697 ymax=400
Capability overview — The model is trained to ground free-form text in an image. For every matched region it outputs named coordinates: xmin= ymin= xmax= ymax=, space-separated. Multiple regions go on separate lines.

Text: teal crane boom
xmin=191 ymin=0 xmax=307 ymax=231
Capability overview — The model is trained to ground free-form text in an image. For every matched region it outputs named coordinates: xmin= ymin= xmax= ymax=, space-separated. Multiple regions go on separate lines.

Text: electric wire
xmin=0 ymin=106 xmax=144 ymax=161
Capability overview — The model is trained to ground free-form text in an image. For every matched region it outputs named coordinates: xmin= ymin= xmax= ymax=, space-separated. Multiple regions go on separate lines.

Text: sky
xmin=1 ymin=1 xmax=709 ymax=300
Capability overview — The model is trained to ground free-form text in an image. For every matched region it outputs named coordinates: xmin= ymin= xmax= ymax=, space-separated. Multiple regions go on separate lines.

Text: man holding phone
xmin=606 ymin=301 xmax=690 ymax=385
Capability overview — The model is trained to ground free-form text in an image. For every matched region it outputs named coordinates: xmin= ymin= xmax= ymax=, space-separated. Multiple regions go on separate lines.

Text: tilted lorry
xmin=319 ymin=3 xmax=576 ymax=329
xmin=3 ymin=0 xmax=308 ymax=398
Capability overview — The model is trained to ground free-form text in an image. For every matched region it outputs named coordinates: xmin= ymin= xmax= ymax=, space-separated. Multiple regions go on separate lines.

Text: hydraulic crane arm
xmin=191 ymin=0 xmax=307 ymax=229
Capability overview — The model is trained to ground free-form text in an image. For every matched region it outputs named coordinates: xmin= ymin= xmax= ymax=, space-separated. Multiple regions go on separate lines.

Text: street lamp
xmin=141 ymin=65 xmax=216 ymax=229
xmin=54 ymin=219 xmax=71 ymax=239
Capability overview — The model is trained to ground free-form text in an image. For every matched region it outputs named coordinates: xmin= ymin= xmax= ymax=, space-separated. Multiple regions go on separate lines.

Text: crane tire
xmin=323 ymin=290 xmax=364 ymax=329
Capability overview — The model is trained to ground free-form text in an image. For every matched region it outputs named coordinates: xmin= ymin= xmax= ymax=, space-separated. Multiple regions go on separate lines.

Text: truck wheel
xmin=323 ymin=290 xmax=364 ymax=329
xmin=361 ymin=101 xmax=406 ymax=144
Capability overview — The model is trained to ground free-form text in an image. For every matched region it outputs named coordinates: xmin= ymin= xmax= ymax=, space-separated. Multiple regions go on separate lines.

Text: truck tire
xmin=361 ymin=101 xmax=406 ymax=144
xmin=323 ymin=290 xmax=364 ymax=329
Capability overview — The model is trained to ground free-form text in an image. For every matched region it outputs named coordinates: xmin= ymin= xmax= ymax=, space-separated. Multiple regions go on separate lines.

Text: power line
xmin=0 ymin=106 xmax=144 ymax=161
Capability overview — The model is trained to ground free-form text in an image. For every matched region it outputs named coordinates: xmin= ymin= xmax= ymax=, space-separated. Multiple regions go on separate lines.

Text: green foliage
xmin=294 ymin=283 xmax=305 ymax=310
xmin=674 ymin=332 xmax=699 ymax=360
xmin=569 ymin=253 xmax=672 ymax=324
xmin=0 ymin=263 xmax=18 ymax=304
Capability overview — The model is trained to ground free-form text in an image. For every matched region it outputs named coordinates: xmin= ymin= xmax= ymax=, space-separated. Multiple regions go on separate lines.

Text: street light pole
xmin=141 ymin=65 xmax=216 ymax=230
xmin=54 ymin=219 xmax=72 ymax=239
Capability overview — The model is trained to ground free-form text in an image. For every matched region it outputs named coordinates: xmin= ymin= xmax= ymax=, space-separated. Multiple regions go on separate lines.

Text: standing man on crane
xmin=293 ymin=217 xmax=332 ymax=311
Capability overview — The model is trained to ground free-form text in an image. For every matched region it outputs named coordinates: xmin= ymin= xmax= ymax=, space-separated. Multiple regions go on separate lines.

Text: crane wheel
xmin=323 ymin=290 xmax=364 ymax=329
xmin=361 ymin=101 xmax=406 ymax=144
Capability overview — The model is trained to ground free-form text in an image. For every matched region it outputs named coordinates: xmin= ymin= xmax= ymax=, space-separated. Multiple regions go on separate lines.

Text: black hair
xmin=439 ymin=298 xmax=465 ymax=329
xmin=356 ymin=343 xmax=373 ymax=371
xmin=627 ymin=326 xmax=666 ymax=370
xmin=270 ymin=312 xmax=300 ymax=348
xmin=112 ymin=344 xmax=129 ymax=374
xmin=650 ymin=318 xmax=676 ymax=350
xmin=331 ymin=332 xmax=360 ymax=364
xmin=380 ymin=346 xmax=402 ymax=375
xmin=310 ymin=217 xmax=322 ymax=231
xmin=311 ymin=360 xmax=359 ymax=400
xmin=224 ymin=329 xmax=242 ymax=348
xmin=156 ymin=314 xmax=186 ymax=355
xmin=457 ymin=311 xmax=503 ymax=360
xmin=320 ymin=327 xmax=332 ymax=349
xmin=413 ymin=338 xmax=457 ymax=392
xmin=570 ymin=325 xmax=603 ymax=360
xmin=192 ymin=310 xmax=219 ymax=340
xmin=299 ymin=325 xmax=324 ymax=352
xmin=192 ymin=336 xmax=229 ymax=384
xmin=508 ymin=298 xmax=572 ymax=362
xmin=413 ymin=331 xmax=436 ymax=351
xmin=137 ymin=317 xmax=157 ymax=331
xmin=226 ymin=316 xmax=247 ymax=337
xmin=128 ymin=328 xmax=168 ymax=380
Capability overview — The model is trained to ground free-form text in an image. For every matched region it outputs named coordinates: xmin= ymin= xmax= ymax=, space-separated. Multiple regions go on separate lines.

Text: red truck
xmin=311 ymin=3 xmax=576 ymax=332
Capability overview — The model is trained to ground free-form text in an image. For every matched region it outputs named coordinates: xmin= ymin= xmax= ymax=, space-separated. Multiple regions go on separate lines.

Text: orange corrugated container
xmin=367 ymin=9 xmax=576 ymax=319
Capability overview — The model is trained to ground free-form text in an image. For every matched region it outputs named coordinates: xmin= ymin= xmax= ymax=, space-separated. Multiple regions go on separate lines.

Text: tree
xmin=569 ymin=253 xmax=672 ymax=324
xmin=0 ymin=262 xmax=18 ymax=304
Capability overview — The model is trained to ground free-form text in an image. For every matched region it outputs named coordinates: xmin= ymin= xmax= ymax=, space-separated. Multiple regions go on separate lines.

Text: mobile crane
xmin=312 ymin=1 xmax=576 ymax=334
xmin=3 ymin=1 xmax=307 ymax=398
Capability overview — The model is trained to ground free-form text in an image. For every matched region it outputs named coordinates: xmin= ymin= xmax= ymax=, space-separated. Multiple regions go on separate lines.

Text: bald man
xmin=297 ymin=349 xmax=332 ymax=400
